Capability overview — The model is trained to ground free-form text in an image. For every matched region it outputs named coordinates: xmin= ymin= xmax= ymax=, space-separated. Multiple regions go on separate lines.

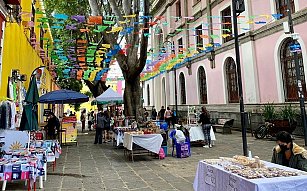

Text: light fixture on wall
xmin=186 ymin=61 xmax=192 ymax=75
xmin=10 ymin=69 xmax=27 ymax=82
xmin=209 ymin=50 xmax=215 ymax=69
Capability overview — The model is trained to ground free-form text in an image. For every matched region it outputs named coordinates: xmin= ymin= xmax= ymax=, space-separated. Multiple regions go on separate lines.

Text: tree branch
xmin=109 ymin=0 xmax=124 ymax=25
xmin=88 ymin=0 xmax=100 ymax=16
xmin=137 ymin=0 xmax=149 ymax=74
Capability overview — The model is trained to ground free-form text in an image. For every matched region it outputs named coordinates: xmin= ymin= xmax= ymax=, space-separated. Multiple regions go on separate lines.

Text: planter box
xmin=268 ymin=119 xmax=297 ymax=136
xmin=5 ymin=0 xmax=21 ymax=5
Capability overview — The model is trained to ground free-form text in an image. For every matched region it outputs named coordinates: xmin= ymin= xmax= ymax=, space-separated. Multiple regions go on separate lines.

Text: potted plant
xmin=262 ymin=103 xmax=277 ymax=122
xmin=261 ymin=103 xmax=297 ymax=136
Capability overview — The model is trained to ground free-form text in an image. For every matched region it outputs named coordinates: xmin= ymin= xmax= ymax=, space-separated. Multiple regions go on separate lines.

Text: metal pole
xmin=286 ymin=0 xmax=307 ymax=145
xmin=174 ymin=68 xmax=178 ymax=123
xmin=232 ymin=0 xmax=248 ymax=156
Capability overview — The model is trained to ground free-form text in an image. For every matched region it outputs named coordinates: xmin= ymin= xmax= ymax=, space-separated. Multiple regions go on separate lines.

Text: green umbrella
xmin=20 ymin=76 xmax=39 ymax=131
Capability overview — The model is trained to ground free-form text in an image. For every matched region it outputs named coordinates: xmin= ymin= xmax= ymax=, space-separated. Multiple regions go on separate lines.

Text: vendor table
xmin=123 ymin=133 xmax=163 ymax=162
xmin=193 ymin=160 xmax=307 ymax=191
xmin=0 ymin=157 xmax=44 ymax=191
xmin=184 ymin=124 xmax=216 ymax=142
xmin=113 ymin=127 xmax=134 ymax=146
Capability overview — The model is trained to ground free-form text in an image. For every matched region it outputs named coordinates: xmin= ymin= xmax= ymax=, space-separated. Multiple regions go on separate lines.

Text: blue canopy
xmin=38 ymin=89 xmax=89 ymax=104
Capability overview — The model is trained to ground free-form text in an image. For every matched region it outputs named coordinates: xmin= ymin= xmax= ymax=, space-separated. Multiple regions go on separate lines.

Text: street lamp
xmin=285 ymin=0 xmax=307 ymax=145
xmin=232 ymin=0 xmax=248 ymax=156
xmin=163 ymin=40 xmax=178 ymax=122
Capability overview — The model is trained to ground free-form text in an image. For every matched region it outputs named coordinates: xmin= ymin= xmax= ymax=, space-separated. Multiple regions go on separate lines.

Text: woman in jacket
xmin=272 ymin=131 xmax=307 ymax=171
xmin=198 ymin=107 xmax=212 ymax=148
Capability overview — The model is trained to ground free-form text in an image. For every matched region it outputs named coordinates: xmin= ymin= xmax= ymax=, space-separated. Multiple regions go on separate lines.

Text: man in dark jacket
xmin=46 ymin=112 xmax=60 ymax=139
xmin=94 ymin=110 xmax=106 ymax=144
xmin=272 ymin=131 xmax=307 ymax=171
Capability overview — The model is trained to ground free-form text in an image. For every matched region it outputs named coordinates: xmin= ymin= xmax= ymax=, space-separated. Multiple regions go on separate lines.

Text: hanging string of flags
xmin=25 ymin=10 xmax=284 ymax=81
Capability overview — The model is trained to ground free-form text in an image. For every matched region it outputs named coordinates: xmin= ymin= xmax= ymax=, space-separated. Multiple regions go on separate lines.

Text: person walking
xmin=81 ymin=110 xmax=86 ymax=132
xmin=94 ymin=110 xmax=105 ymax=144
xmin=198 ymin=106 xmax=212 ymax=148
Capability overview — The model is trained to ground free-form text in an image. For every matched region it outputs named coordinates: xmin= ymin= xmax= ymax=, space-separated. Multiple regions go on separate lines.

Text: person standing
xmin=94 ymin=110 xmax=105 ymax=144
xmin=159 ymin=106 xmax=166 ymax=121
xmin=151 ymin=107 xmax=157 ymax=120
xmin=81 ymin=110 xmax=86 ymax=132
xmin=164 ymin=107 xmax=173 ymax=128
xmin=198 ymin=107 xmax=212 ymax=148
xmin=103 ymin=111 xmax=111 ymax=143
xmin=88 ymin=111 xmax=94 ymax=131
xmin=45 ymin=112 xmax=60 ymax=140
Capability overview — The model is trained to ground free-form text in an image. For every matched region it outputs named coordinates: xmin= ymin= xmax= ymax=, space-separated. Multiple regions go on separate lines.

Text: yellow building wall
xmin=0 ymin=0 xmax=54 ymax=123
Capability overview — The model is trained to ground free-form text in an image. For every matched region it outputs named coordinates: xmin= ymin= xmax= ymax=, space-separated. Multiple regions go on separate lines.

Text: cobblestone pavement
xmin=3 ymin=130 xmax=306 ymax=191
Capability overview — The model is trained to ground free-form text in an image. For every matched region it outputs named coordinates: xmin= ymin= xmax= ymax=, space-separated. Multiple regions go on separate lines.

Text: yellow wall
xmin=0 ymin=0 xmax=54 ymax=123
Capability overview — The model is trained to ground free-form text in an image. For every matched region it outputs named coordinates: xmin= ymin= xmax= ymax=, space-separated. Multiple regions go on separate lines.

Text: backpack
xmin=96 ymin=113 xmax=105 ymax=129
xmin=159 ymin=148 xmax=165 ymax=159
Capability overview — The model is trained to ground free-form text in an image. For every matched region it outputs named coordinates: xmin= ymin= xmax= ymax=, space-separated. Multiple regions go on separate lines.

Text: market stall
xmin=193 ymin=155 xmax=307 ymax=191
xmin=123 ymin=131 xmax=163 ymax=162
xmin=38 ymin=89 xmax=89 ymax=145
xmin=113 ymin=126 xmax=136 ymax=146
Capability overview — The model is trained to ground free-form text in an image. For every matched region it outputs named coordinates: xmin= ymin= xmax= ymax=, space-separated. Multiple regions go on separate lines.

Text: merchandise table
xmin=123 ymin=133 xmax=163 ymax=162
xmin=184 ymin=124 xmax=216 ymax=142
xmin=29 ymin=140 xmax=62 ymax=181
xmin=193 ymin=159 xmax=307 ymax=191
xmin=0 ymin=157 xmax=44 ymax=191
xmin=113 ymin=127 xmax=135 ymax=146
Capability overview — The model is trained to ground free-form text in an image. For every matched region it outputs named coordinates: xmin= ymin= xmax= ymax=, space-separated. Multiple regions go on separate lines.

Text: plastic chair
xmin=169 ymin=130 xmax=191 ymax=158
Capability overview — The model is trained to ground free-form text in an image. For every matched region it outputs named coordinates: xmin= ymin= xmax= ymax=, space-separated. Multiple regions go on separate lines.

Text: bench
xmin=212 ymin=119 xmax=234 ymax=134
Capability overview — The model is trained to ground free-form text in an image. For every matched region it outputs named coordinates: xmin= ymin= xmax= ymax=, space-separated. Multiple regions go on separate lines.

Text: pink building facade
xmin=143 ymin=0 xmax=307 ymax=115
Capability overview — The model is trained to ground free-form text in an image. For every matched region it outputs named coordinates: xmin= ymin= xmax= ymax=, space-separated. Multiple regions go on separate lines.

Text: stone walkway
xmin=3 ymin=130 xmax=306 ymax=191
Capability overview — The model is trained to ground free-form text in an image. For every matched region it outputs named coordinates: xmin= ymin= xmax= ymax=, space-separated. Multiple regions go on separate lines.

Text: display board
xmin=61 ymin=117 xmax=77 ymax=144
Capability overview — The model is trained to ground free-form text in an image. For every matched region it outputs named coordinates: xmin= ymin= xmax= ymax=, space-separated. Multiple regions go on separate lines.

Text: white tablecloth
xmin=184 ymin=124 xmax=216 ymax=142
xmin=193 ymin=160 xmax=307 ymax=191
xmin=123 ymin=133 xmax=163 ymax=154
xmin=114 ymin=127 xmax=132 ymax=146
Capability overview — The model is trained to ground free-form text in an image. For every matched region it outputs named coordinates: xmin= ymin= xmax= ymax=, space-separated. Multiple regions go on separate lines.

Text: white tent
xmin=94 ymin=88 xmax=123 ymax=104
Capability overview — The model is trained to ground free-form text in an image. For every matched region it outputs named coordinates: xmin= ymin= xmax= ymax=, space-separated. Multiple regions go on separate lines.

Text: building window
xmin=276 ymin=0 xmax=295 ymax=19
xmin=281 ymin=38 xmax=306 ymax=101
xmin=179 ymin=73 xmax=186 ymax=104
xmin=178 ymin=38 xmax=183 ymax=54
xmin=198 ymin=66 xmax=207 ymax=104
xmin=40 ymin=28 xmax=45 ymax=49
xmin=221 ymin=6 xmax=232 ymax=43
xmin=147 ymin=84 xmax=150 ymax=106
xmin=225 ymin=57 xmax=239 ymax=103
xmin=176 ymin=1 xmax=181 ymax=18
xmin=155 ymin=27 xmax=163 ymax=53
xmin=30 ymin=5 xmax=35 ymax=39
xmin=195 ymin=25 xmax=203 ymax=52
xmin=0 ymin=14 xmax=5 ymax=56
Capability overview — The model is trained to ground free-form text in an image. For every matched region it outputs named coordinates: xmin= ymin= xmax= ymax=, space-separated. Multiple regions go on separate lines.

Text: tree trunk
xmin=124 ymin=75 xmax=142 ymax=119
xmin=88 ymin=0 xmax=100 ymax=16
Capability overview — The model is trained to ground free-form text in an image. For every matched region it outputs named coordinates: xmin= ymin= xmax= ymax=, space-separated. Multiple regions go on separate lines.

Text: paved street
xmin=3 ymin=130 xmax=306 ymax=191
